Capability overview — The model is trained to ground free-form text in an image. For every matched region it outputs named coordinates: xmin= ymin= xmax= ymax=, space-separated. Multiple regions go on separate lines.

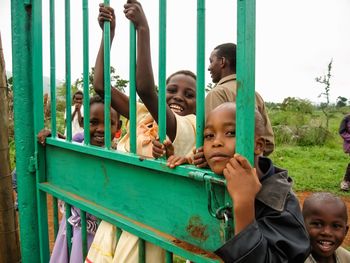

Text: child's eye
xmin=310 ymin=221 xmax=323 ymax=228
xmin=204 ymin=133 xmax=214 ymax=140
xmin=332 ymin=223 xmax=344 ymax=229
xmin=166 ymin=86 xmax=176 ymax=93
xmin=185 ymin=91 xmax=195 ymax=99
xmin=90 ymin=119 xmax=98 ymax=126
xmin=226 ymin=131 xmax=236 ymax=137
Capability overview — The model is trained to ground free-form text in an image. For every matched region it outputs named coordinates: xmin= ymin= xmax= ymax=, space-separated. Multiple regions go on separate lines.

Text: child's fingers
xmin=233 ymin=153 xmax=252 ymax=170
xmin=195 ymin=162 xmax=208 ymax=169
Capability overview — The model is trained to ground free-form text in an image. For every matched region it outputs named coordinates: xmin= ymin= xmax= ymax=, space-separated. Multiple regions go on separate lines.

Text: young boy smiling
xmin=303 ymin=192 xmax=350 ymax=263
xmin=202 ymin=102 xmax=310 ymax=262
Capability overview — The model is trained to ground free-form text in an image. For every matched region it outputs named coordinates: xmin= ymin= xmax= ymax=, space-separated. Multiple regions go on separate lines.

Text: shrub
xmin=294 ymin=125 xmax=331 ymax=146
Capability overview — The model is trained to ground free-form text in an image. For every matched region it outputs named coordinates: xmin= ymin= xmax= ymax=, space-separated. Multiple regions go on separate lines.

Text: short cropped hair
xmin=166 ymin=70 xmax=197 ymax=85
xmin=89 ymin=94 xmax=104 ymax=105
xmin=303 ymin=192 xmax=348 ymax=223
xmin=214 ymin=43 xmax=237 ymax=72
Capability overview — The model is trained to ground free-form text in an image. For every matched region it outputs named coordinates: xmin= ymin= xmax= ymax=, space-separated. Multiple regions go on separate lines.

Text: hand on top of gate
xmin=124 ymin=1 xmax=148 ymax=30
xmin=98 ymin=3 xmax=116 ymax=35
xmin=192 ymin=147 xmax=208 ymax=168
xmin=166 ymin=155 xmax=189 ymax=169
xmin=37 ymin=129 xmax=52 ymax=146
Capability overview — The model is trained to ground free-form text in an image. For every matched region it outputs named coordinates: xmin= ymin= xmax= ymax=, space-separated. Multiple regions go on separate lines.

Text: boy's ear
xmin=345 ymin=225 xmax=349 ymax=236
xmin=254 ymin=137 xmax=265 ymax=155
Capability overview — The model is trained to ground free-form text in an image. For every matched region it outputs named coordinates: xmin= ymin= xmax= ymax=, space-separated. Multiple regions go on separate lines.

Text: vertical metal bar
xmin=116 ymin=227 xmax=122 ymax=241
xmin=236 ymin=0 xmax=256 ymax=165
xmin=165 ymin=251 xmax=173 ymax=263
xmin=81 ymin=210 xmax=88 ymax=260
xmin=32 ymin=0 xmax=50 ymax=261
xmin=129 ymin=22 xmax=137 ymax=153
xmin=138 ymin=238 xmax=145 ymax=263
xmin=11 ymin=1 xmax=40 ymax=260
xmin=65 ymin=0 xmax=72 ymax=141
xmin=82 ymin=0 xmax=90 ymax=145
xmin=196 ymin=0 xmax=205 ymax=148
xmin=65 ymin=203 xmax=72 ymax=256
xmin=53 ymin=197 xmax=59 ymax=238
xmin=103 ymin=0 xmax=111 ymax=149
xmin=158 ymin=0 xmax=167 ymax=142
xmin=50 ymin=0 xmax=57 ymax=137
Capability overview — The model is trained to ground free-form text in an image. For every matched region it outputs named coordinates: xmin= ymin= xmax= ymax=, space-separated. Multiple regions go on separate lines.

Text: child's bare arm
xmin=94 ymin=4 xmax=130 ymax=118
xmin=124 ymin=0 xmax=177 ymax=141
xmin=223 ymin=154 xmax=261 ymax=235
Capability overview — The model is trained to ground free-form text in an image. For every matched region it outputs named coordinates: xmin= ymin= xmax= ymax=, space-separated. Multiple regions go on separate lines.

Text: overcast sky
xmin=1 ymin=0 xmax=349 ymax=103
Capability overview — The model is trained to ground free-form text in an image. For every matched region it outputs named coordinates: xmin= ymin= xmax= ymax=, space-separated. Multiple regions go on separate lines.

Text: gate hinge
xmin=28 ymin=155 xmax=38 ymax=173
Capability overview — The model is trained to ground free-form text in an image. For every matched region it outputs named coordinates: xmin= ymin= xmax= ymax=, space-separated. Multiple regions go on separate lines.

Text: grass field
xmin=269 ymin=107 xmax=350 ymax=195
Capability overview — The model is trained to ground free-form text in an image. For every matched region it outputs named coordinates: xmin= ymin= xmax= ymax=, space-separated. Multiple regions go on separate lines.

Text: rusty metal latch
xmin=205 ymin=178 xmax=233 ymax=241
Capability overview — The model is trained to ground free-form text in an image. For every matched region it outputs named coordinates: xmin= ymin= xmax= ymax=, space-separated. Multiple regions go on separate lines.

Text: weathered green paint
xmin=42 ymin=140 xmax=226 ymax=253
xmin=196 ymin=0 xmax=205 ymax=147
xmin=11 ymin=1 xmax=40 ymax=261
xmin=83 ymin=0 xmax=90 ymax=145
xmin=158 ymin=0 xmax=167 ymax=142
xmin=236 ymin=0 xmax=256 ymax=165
xmin=65 ymin=0 xmax=72 ymax=141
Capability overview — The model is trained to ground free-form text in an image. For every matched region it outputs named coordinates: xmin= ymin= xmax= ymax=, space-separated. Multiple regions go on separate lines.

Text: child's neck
xmin=312 ymin=252 xmax=336 ymax=263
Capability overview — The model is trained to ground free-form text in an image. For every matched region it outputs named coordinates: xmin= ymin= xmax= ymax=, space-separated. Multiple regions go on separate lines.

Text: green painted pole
xmin=81 ymin=210 xmax=88 ymax=259
xmin=32 ymin=0 xmax=50 ymax=260
xmin=158 ymin=0 xmax=166 ymax=143
xmin=196 ymin=0 xmax=205 ymax=148
xmin=138 ymin=239 xmax=145 ymax=263
xmin=236 ymin=0 xmax=256 ymax=165
xmin=103 ymin=0 xmax=111 ymax=150
xmin=50 ymin=0 xmax=56 ymax=137
xmin=65 ymin=0 xmax=72 ymax=141
xmin=11 ymin=0 xmax=40 ymax=261
xmin=129 ymin=23 xmax=137 ymax=153
xmin=83 ymin=0 xmax=90 ymax=145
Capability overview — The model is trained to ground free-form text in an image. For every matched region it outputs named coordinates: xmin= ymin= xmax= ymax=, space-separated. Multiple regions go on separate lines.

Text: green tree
xmin=74 ymin=66 xmax=128 ymax=95
xmin=316 ymin=59 xmax=332 ymax=130
xmin=336 ymin=96 xmax=347 ymax=108
xmin=57 ymin=66 xmax=128 ymax=99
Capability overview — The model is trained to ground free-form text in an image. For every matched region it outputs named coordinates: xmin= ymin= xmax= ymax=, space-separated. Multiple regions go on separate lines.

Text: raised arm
xmin=124 ymin=0 xmax=177 ymax=141
xmin=94 ymin=4 xmax=130 ymax=119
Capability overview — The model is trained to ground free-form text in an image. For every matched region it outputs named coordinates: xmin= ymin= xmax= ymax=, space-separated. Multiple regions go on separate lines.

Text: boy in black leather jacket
xmin=203 ymin=102 xmax=310 ymax=262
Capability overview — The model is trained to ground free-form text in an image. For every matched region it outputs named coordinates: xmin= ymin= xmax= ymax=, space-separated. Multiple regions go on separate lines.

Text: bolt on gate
xmin=11 ymin=0 xmax=256 ymax=262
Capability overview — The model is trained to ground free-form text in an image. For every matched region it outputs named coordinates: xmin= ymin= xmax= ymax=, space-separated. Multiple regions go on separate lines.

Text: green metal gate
xmin=11 ymin=0 xmax=256 ymax=262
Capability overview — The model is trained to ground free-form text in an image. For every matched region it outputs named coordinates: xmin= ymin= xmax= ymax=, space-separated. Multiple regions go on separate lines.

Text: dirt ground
xmin=44 ymin=192 xmax=350 ymax=251
xmin=296 ymin=191 xmax=350 ymax=248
